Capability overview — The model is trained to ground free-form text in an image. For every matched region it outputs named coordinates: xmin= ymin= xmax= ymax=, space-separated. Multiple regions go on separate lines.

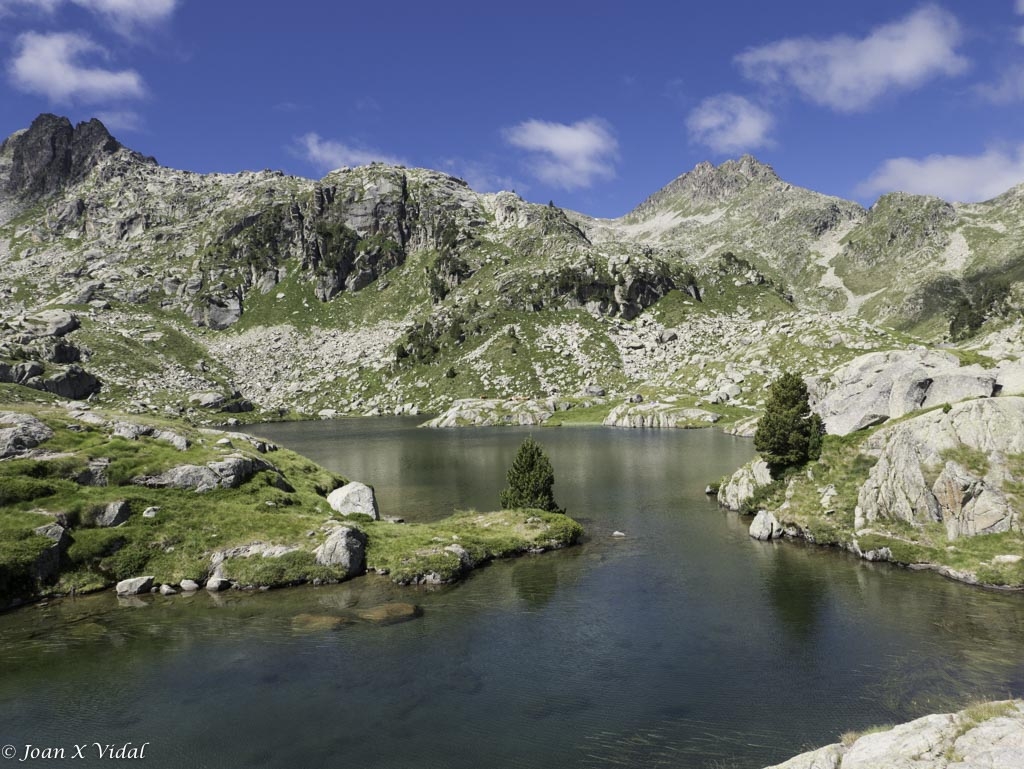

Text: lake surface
xmin=2 ymin=419 xmax=1024 ymax=769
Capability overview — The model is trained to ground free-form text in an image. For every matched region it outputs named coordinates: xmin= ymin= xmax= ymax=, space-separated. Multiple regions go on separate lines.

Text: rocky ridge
xmin=0 ymin=113 xmax=1021 ymax=425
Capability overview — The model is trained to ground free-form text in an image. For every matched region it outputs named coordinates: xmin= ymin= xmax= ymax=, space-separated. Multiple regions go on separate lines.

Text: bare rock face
xmin=718 ymin=458 xmax=773 ymax=511
xmin=603 ymin=402 xmax=721 ymax=428
xmin=0 ymin=411 xmax=54 ymax=458
xmin=326 ymin=482 xmax=380 ymax=519
xmin=314 ymin=526 xmax=367 ymax=576
xmin=765 ymin=701 xmax=1024 ymax=769
xmin=810 ymin=350 xmax=997 ymax=436
xmin=855 ymin=397 xmax=1024 ymax=539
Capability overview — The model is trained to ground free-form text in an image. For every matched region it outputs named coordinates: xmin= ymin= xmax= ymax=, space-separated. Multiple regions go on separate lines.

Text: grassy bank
xmin=0 ymin=399 xmax=583 ymax=608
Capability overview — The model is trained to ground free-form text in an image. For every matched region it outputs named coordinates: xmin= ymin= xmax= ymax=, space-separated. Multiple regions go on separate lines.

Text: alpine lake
xmin=2 ymin=418 xmax=1023 ymax=768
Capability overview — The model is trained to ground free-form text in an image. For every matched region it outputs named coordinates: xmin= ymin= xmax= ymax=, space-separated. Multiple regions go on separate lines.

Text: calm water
xmin=2 ymin=419 xmax=1024 ymax=769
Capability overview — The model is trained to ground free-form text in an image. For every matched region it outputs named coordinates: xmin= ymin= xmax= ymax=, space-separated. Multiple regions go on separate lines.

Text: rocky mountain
xmin=0 ymin=113 xmax=1022 ymax=424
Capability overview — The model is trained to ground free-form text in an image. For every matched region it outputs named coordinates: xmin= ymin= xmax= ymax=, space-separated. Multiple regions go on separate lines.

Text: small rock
xmin=142 ymin=506 xmax=160 ymax=518
xmin=96 ymin=499 xmax=131 ymax=527
xmin=611 ymin=530 xmax=626 ymax=537
xmin=159 ymin=584 xmax=177 ymax=596
xmin=326 ymin=482 xmax=380 ymax=519
xmin=179 ymin=579 xmax=200 ymax=592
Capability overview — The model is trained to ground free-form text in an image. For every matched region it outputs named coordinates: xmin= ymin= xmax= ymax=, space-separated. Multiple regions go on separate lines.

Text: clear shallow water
xmin=2 ymin=419 xmax=1024 ymax=768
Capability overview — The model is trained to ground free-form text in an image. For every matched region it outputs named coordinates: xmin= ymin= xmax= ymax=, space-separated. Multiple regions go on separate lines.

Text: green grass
xmin=362 ymin=509 xmax=583 ymax=584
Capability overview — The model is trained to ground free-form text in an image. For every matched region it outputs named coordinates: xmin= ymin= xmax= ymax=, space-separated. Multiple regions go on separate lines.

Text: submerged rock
xmin=356 ymin=602 xmax=422 ymax=624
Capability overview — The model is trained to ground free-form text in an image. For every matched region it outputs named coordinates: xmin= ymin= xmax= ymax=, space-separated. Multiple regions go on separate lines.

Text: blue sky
xmin=1 ymin=1 xmax=1023 ymax=217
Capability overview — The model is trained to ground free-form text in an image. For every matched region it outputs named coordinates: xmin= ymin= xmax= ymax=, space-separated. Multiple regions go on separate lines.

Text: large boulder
xmin=717 ymin=458 xmax=773 ymax=511
xmin=810 ymin=350 xmax=997 ymax=436
xmin=39 ymin=365 xmax=101 ymax=399
xmin=0 ymin=411 xmax=54 ymax=458
xmin=116 ymin=576 xmax=154 ymax=596
xmin=23 ymin=309 xmax=79 ymax=338
xmin=314 ymin=526 xmax=367 ymax=576
xmin=855 ymin=397 xmax=1024 ymax=539
xmin=749 ymin=510 xmax=783 ymax=541
xmin=133 ymin=454 xmax=276 ymax=492
xmin=326 ymin=482 xmax=380 ymax=519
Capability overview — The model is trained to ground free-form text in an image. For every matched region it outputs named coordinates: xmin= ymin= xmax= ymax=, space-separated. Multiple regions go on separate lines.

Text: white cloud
xmin=1017 ymin=0 xmax=1024 ymax=14
xmin=8 ymin=31 xmax=145 ymax=103
xmin=686 ymin=94 xmax=774 ymax=154
xmin=976 ymin=64 xmax=1024 ymax=103
xmin=71 ymin=0 xmax=179 ymax=33
xmin=297 ymin=132 xmax=404 ymax=173
xmin=502 ymin=117 xmax=618 ymax=190
xmin=857 ymin=145 xmax=1024 ymax=202
xmin=736 ymin=5 xmax=968 ymax=112
xmin=1018 ymin=26 xmax=1024 ymax=45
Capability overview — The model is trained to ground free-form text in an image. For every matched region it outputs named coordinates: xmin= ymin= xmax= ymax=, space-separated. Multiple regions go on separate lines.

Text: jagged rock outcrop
xmin=855 ymin=397 xmax=1024 ymax=539
xmin=0 ymin=114 xmax=140 ymax=211
xmin=766 ymin=701 xmax=1024 ymax=769
xmin=811 ymin=350 xmax=998 ymax=436
xmin=718 ymin=458 xmax=773 ymax=511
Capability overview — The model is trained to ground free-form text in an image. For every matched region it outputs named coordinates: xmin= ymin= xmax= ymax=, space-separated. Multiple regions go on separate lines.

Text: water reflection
xmin=0 ymin=421 xmax=1022 ymax=769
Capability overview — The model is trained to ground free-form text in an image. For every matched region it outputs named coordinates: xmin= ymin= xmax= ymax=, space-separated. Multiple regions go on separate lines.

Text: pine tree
xmin=499 ymin=437 xmax=563 ymax=513
xmin=754 ymin=372 xmax=824 ymax=478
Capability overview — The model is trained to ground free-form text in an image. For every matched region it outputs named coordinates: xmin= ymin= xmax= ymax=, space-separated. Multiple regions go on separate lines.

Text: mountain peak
xmin=628 ymin=155 xmax=780 ymax=217
xmin=1 ymin=113 xmax=148 ymax=207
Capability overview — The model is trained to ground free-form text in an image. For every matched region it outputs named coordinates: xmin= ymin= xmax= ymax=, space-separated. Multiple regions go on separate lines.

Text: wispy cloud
xmin=8 ymin=31 xmax=145 ymax=102
xmin=857 ymin=145 xmax=1024 ymax=202
xmin=975 ymin=64 xmax=1024 ymax=103
xmin=95 ymin=108 xmax=141 ymax=132
xmin=502 ymin=117 xmax=618 ymax=190
xmin=0 ymin=0 xmax=62 ymax=14
xmin=686 ymin=94 xmax=774 ymax=155
xmin=736 ymin=5 xmax=968 ymax=112
xmin=71 ymin=0 xmax=179 ymax=34
xmin=297 ymin=132 xmax=405 ymax=173
xmin=0 ymin=0 xmax=179 ymax=32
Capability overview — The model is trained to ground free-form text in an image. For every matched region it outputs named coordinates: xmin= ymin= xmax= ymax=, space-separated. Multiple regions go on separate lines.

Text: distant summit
xmin=0 ymin=114 xmax=154 ymax=211
xmin=630 ymin=155 xmax=781 ymax=216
